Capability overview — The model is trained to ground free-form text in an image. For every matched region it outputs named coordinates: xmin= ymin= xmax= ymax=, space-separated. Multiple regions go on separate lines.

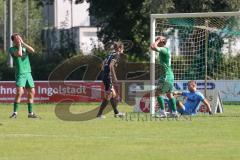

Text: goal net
xmin=149 ymin=12 xmax=240 ymax=114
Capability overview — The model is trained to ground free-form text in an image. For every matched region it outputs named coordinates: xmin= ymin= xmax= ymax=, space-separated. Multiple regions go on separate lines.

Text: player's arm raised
xmin=12 ymin=37 xmax=23 ymax=57
xmin=202 ymin=98 xmax=213 ymax=115
xmin=18 ymin=35 xmax=35 ymax=53
xmin=110 ymin=60 xmax=117 ymax=83
xmin=150 ymin=37 xmax=161 ymax=52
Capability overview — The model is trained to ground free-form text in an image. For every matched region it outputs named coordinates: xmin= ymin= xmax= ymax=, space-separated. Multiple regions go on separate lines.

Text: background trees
xmin=0 ymin=0 xmax=239 ymax=80
xmin=87 ymin=0 xmax=240 ymax=55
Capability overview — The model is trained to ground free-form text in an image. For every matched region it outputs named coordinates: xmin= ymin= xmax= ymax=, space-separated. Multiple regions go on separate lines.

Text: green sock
xmin=27 ymin=103 xmax=33 ymax=113
xmin=157 ymin=96 xmax=165 ymax=110
xmin=169 ymin=97 xmax=177 ymax=112
xmin=14 ymin=102 xmax=19 ymax=113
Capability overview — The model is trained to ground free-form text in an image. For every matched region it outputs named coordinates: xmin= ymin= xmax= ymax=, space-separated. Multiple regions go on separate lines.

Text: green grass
xmin=0 ymin=103 xmax=240 ymax=160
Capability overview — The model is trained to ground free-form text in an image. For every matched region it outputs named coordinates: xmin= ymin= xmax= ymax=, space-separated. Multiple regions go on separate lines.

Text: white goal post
xmin=150 ymin=12 xmax=240 ymax=115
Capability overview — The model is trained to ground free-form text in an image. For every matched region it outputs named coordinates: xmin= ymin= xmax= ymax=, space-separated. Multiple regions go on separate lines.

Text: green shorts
xmin=156 ymin=75 xmax=174 ymax=94
xmin=15 ymin=72 xmax=35 ymax=88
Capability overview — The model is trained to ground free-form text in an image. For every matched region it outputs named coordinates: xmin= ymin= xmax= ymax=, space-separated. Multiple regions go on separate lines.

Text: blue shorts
xmin=177 ymin=105 xmax=197 ymax=115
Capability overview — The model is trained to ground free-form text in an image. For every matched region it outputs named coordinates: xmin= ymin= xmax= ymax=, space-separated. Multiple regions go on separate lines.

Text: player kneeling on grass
xmin=8 ymin=33 xmax=39 ymax=118
xmin=150 ymin=36 xmax=178 ymax=118
xmin=96 ymin=42 xmax=125 ymax=119
xmin=174 ymin=80 xmax=213 ymax=115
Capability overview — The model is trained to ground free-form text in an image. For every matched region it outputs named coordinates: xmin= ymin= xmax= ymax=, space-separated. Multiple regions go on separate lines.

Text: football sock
xmin=110 ymin=97 xmax=119 ymax=114
xmin=13 ymin=102 xmax=19 ymax=113
xmin=169 ymin=97 xmax=177 ymax=112
xmin=27 ymin=103 xmax=33 ymax=114
xmin=157 ymin=96 xmax=165 ymax=110
xmin=97 ymin=99 xmax=109 ymax=116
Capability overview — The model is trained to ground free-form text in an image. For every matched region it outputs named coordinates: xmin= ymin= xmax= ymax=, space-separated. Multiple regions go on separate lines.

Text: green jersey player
xmin=8 ymin=33 xmax=38 ymax=118
xmin=151 ymin=36 xmax=177 ymax=117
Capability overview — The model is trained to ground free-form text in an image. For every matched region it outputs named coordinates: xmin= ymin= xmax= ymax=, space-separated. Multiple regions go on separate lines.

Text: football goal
xmin=150 ymin=12 xmax=240 ymax=114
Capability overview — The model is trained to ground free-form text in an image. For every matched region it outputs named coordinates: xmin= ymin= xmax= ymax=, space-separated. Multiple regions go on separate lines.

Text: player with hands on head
xmin=151 ymin=36 xmax=178 ymax=118
xmin=8 ymin=33 xmax=39 ymax=118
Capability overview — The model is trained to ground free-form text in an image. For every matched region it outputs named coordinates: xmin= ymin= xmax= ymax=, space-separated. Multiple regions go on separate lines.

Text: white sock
xmin=172 ymin=111 xmax=178 ymax=114
xmin=160 ymin=109 xmax=166 ymax=115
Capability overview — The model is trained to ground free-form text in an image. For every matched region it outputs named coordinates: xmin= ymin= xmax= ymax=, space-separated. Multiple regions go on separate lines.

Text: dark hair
xmin=11 ymin=33 xmax=19 ymax=41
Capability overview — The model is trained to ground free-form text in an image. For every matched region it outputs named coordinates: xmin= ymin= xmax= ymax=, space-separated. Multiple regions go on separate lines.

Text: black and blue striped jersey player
xmin=97 ymin=41 xmax=125 ymax=118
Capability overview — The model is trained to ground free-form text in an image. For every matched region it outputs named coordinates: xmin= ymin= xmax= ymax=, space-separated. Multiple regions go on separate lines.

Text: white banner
xmin=174 ymin=80 xmax=240 ymax=102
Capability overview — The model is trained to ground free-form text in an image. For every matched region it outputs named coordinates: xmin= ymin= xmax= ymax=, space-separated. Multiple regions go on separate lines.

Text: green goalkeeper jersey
xmin=8 ymin=46 xmax=32 ymax=75
xmin=156 ymin=47 xmax=174 ymax=79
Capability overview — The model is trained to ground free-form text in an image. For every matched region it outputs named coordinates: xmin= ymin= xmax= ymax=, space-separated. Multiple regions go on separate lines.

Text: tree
xmin=87 ymin=0 xmax=174 ymax=56
xmin=0 ymin=0 xmax=44 ymax=51
xmin=86 ymin=0 xmax=240 ymax=56
xmin=172 ymin=0 xmax=240 ymax=13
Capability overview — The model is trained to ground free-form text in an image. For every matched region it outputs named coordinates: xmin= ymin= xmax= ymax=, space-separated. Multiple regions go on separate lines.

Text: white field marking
xmin=0 ymin=133 xmax=158 ymax=140
xmin=0 ymin=133 xmax=112 ymax=139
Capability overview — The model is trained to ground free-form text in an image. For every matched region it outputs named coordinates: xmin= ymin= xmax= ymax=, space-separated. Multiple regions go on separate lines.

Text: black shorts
xmin=103 ymin=75 xmax=112 ymax=92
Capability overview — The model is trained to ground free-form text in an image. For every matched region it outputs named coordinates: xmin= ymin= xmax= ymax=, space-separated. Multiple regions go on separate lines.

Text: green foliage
xmin=91 ymin=46 xmax=149 ymax=64
xmin=172 ymin=0 xmax=240 ymax=13
xmin=0 ymin=52 xmax=15 ymax=80
xmin=0 ymin=51 xmax=62 ymax=81
xmin=221 ymin=55 xmax=240 ymax=79
xmin=90 ymin=47 xmax=108 ymax=60
xmin=88 ymin=0 xmax=240 ymax=57
xmin=89 ymin=0 xmax=149 ymax=56
xmin=9 ymin=0 xmax=44 ymax=51
xmin=29 ymin=53 xmax=61 ymax=80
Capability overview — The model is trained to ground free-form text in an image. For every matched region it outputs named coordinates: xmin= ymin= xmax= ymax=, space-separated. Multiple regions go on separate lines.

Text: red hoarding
xmin=0 ymin=81 xmax=121 ymax=103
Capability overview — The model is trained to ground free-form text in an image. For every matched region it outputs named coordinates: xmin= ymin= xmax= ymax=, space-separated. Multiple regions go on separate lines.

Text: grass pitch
xmin=0 ymin=103 xmax=240 ymax=160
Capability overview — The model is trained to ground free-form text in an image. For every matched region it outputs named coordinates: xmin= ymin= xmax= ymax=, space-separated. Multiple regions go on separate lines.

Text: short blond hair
xmin=113 ymin=41 xmax=124 ymax=50
xmin=188 ymin=80 xmax=197 ymax=85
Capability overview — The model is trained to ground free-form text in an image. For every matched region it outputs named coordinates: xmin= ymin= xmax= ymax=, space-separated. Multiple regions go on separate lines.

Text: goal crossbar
xmin=151 ymin=12 xmax=240 ymax=19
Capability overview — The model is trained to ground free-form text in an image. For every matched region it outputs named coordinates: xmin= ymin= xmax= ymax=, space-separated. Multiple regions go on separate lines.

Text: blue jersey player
xmin=174 ymin=80 xmax=213 ymax=115
xmin=97 ymin=42 xmax=125 ymax=118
